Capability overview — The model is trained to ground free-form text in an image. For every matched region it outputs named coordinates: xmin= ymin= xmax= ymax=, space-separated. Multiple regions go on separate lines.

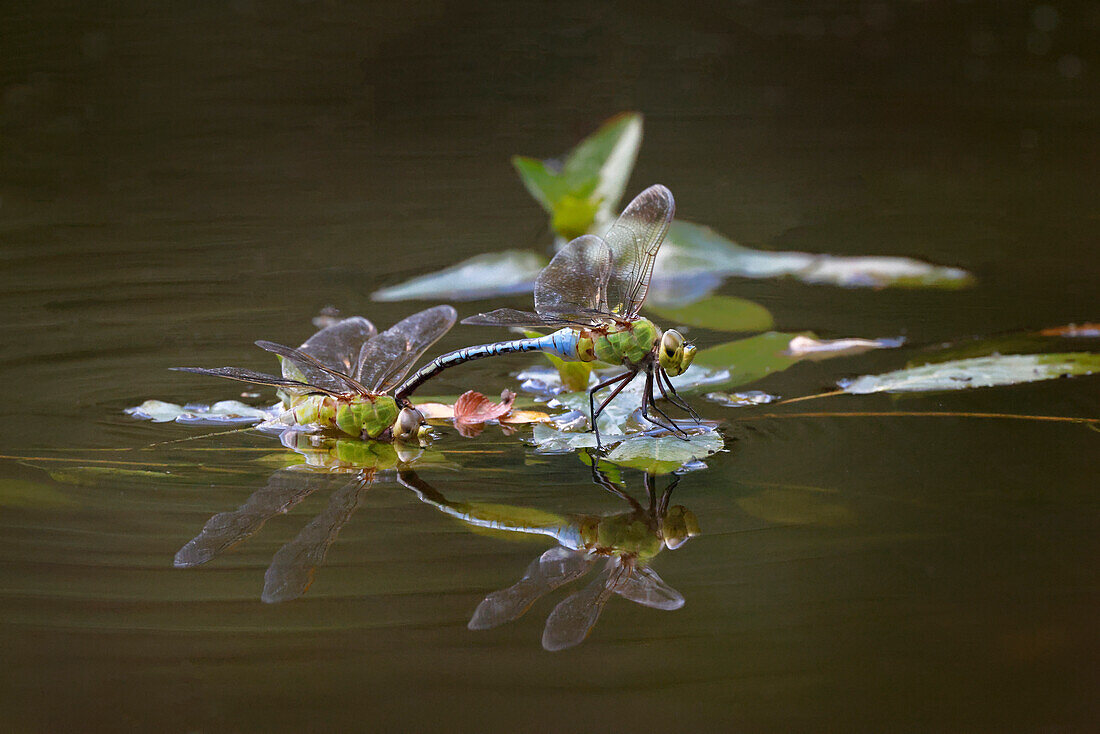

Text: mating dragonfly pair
xmin=177 ymin=185 xmax=700 ymax=445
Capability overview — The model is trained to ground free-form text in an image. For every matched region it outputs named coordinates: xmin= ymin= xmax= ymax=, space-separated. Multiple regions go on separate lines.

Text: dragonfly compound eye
xmin=659 ymin=329 xmax=689 ymax=375
xmin=393 ymin=406 xmax=425 ymax=441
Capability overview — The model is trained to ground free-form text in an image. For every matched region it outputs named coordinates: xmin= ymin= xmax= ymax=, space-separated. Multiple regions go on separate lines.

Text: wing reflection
xmin=175 ymin=430 xmax=421 ymax=602
xmin=398 ymin=462 xmax=699 ymax=651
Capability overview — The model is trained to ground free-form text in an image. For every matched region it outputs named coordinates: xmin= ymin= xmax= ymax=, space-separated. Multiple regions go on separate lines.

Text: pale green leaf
xmin=370 ymin=250 xmax=547 ymax=302
xmin=605 ymin=431 xmax=724 ymax=474
xmin=647 ymin=294 xmax=774 ymax=332
xmin=840 ymin=353 xmax=1100 ymax=394
xmin=660 ymin=220 xmax=974 ymax=289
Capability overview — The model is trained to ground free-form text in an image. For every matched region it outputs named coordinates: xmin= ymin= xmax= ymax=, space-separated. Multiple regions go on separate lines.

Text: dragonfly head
xmin=393 ymin=406 xmax=427 ymax=442
xmin=660 ymin=505 xmax=701 ymax=550
xmin=658 ymin=329 xmax=697 ymax=377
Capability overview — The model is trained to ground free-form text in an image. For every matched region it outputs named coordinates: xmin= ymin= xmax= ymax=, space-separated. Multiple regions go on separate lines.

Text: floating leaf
xmin=839 ymin=353 xmax=1100 ymax=394
xmin=514 ymin=112 xmax=643 ymax=238
xmin=785 ymin=335 xmax=905 ymax=360
xmin=693 ymin=332 xmax=807 ymax=388
xmin=499 ymin=409 xmax=552 ymax=425
xmin=370 ymin=250 xmax=546 ymax=303
xmin=529 ymin=423 xmax=599 ymax=453
xmin=605 ymin=430 xmax=724 ymax=474
xmin=1037 ymin=323 xmax=1100 ymax=338
xmin=646 ymin=295 xmax=774 ymax=332
xmin=703 ymin=391 xmax=778 ymax=407
xmin=660 ymin=220 xmax=973 ymax=289
xmin=454 ymin=390 xmax=516 ymax=425
xmin=126 ymin=399 xmax=275 ymax=424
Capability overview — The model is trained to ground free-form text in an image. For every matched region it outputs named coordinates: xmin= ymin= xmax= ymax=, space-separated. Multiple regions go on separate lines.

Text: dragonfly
xmin=394 ymin=185 xmax=700 ymax=444
xmin=398 ymin=463 xmax=699 ymax=651
xmin=174 ymin=305 xmax=456 ymax=441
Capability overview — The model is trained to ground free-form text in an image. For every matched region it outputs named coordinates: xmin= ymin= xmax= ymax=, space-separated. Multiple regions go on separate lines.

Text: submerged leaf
xmin=646 ymin=295 xmax=774 ymax=332
xmin=839 ymin=353 xmax=1100 ymax=394
xmin=736 ymin=486 xmax=855 ymax=527
xmin=0 ymin=478 xmax=75 ymax=508
xmin=370 ymin=250 xmax=547 ymax=302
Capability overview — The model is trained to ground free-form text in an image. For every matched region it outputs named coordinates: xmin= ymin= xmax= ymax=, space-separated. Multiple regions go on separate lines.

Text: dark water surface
xmin=1 ymin=2 xmax=1097 ymax=731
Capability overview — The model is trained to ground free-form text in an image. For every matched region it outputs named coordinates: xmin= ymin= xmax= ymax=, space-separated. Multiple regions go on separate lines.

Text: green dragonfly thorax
xmin=285 ymin=393 xmax=399 ymax=440
xmin=591 ymin=317 xmax=660 ymax=366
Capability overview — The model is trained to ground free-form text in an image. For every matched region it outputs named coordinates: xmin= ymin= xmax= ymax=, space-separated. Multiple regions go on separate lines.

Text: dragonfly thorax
xmin=589 ymin=317 xmax=661 ymax=367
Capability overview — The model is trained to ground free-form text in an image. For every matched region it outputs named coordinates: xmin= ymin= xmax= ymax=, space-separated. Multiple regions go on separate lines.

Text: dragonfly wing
xmin=256 ymin=341 xmax=367 ymax=395
xmin=601 ymin=184 xmax=674 ymax=318
xmin=468 ymin=547 xmax=596 ymax=630
xmin=613 ymin=564 xmax=685 ymax=610
xmin=356 ymin=305 xmax=458 ymax=393
xmin=171 ymin=366 xmax=338 ymax=396
xmin=296 ymin=316 xmax=377 ymax=374
xmin=174 ymin=468 xmax=333 ymax=568
xmin=541 ymin=557 xmax=621 ymax=651
xmin=262 ymin=474 xmax=372 ymax=604
xmin=460 ymin=308 xmax=553 ymax=328
xmin=534 ymin=234 xmax=613 ymax=322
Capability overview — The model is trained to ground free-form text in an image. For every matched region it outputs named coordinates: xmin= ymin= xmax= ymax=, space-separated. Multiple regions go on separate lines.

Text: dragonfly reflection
xmin=398 ymin=463 xmax=699 ymax=651
xmin=175 ymin=431 xmax=423 ymax=603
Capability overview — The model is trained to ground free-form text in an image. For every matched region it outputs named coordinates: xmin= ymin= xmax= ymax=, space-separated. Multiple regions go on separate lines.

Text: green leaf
xmin=660 ymin=220 xmax=974 ymax=289
xmin=513 ymin=112 xmax=644 ymax=239
xmin=562 ymin=111 xmax=643 ymax=223
xmin=370 ymin=250 xmax=547 ymax=302
xmin=693 ymin=332 xmax=808 ymax=388
xmin=647 ymin=294 xmax=774 ymax=332
xmin=605 ymin=432 xmax=724 ymax=474
xmin=840 ymin=353 xmax=1100 ymax=394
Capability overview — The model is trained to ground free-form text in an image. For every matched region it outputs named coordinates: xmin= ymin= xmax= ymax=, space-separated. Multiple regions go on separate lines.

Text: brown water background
xmin=0 ymin=2 xmax=1097 ymax=731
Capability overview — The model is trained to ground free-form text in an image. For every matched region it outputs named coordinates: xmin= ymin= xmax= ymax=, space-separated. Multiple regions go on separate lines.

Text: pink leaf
xmin=453 ymin=389 xmax=517 ymax=425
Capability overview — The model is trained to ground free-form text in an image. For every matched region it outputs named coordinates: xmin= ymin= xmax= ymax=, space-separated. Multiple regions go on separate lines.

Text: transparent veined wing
xmin=468 ymin=546 xmax=597 ymax=630
xmin=541 ymin=556 xmax=626 ymax=651
xmin=601 ymin=184 xmax=674 ymax=318
xmin=533 ymin=234 xmax=613 ymax=323
xmin=256 ymin=340 xmax=368 ymax=395
xmin=460 ymin=308 xmax=588 ymax=329
xmin=356 ymin=305 xmax=457 ymax=393
xmin=297 ymin=316 xmax=377 ymax=374
xmin=262 ymin=473 xmax=372 ymax=604
xmin=613 ymin=564 xmax=684 ymax=610
xmin=174 ymin=468 xmax=335 ymax=567
xmin=170 ymin=366 xmax=341 ymax=397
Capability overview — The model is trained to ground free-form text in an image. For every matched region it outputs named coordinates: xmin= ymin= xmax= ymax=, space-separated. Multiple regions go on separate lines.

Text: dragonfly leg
xmin=588 ymin=369 xmax=637 ymax=448
xmin=658 ymin=367 xmax=703 ymax=423
xmin=641 ymin=368 xmax=687 ymax=437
